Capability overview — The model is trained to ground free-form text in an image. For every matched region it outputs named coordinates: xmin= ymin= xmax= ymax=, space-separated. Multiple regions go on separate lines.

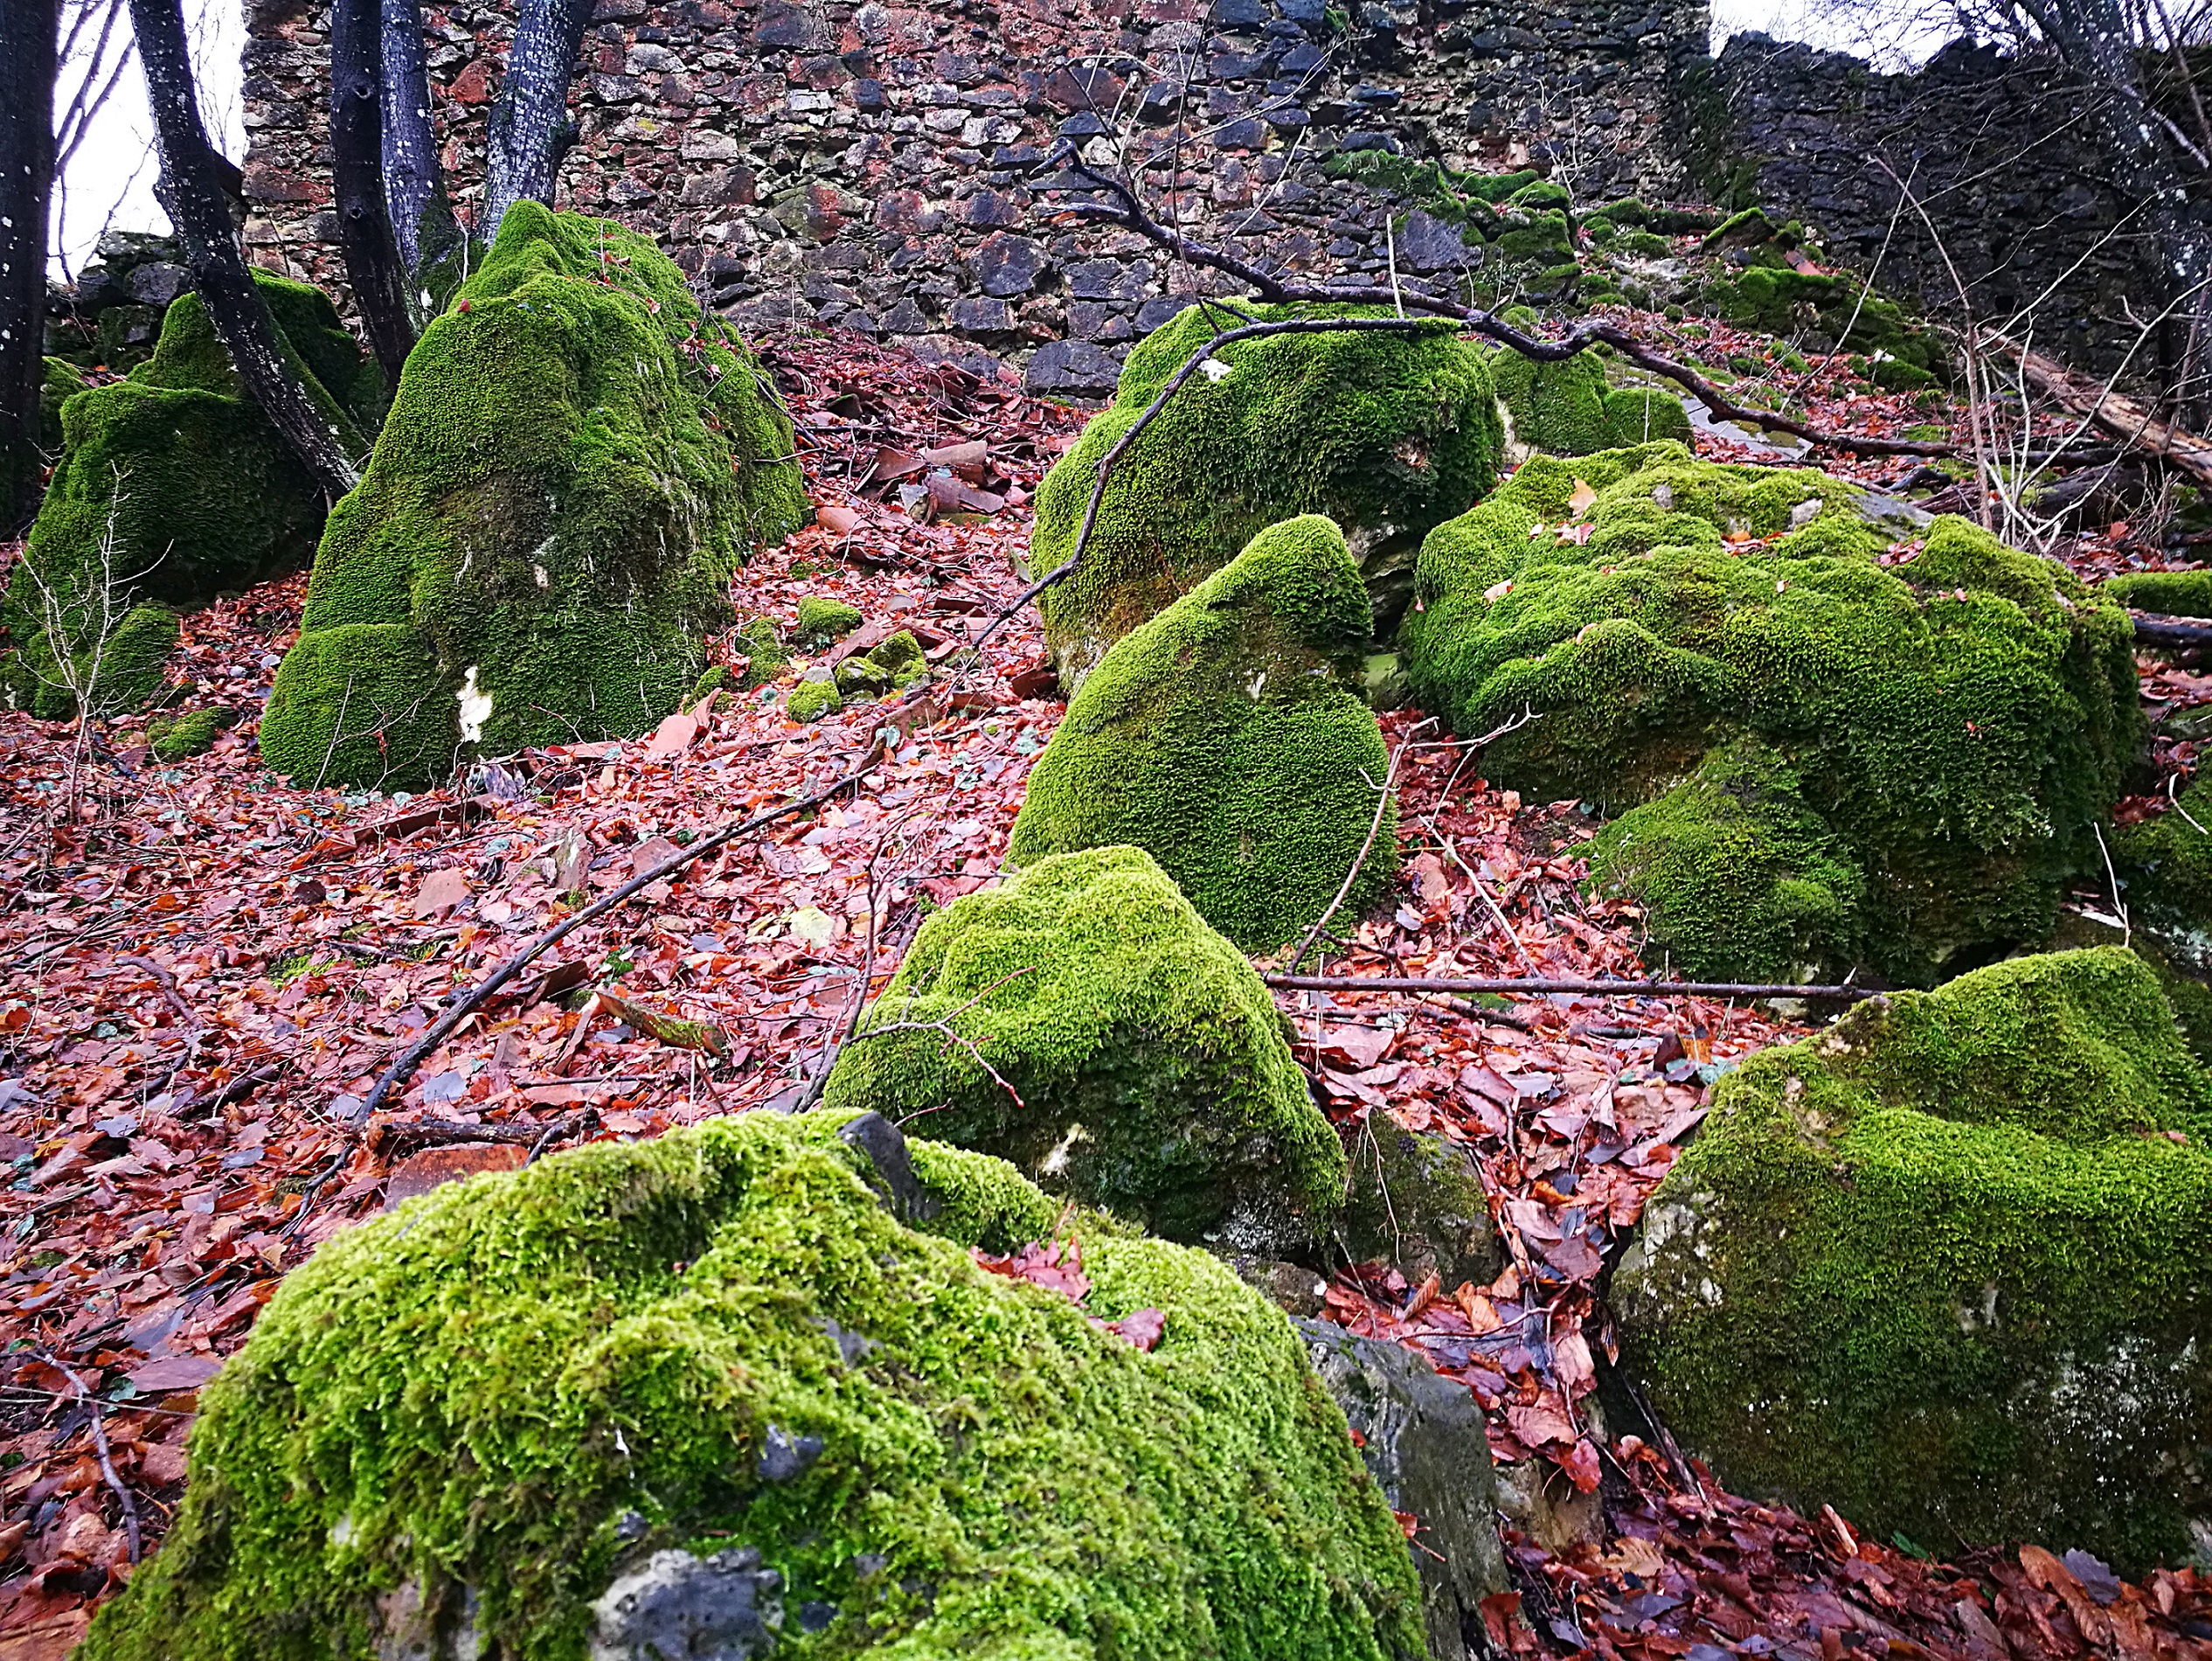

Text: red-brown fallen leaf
xmin=1559 ymin=1435 xmax=1603 ymax=1493
xmin=412 ymin=866 xmax=471 ymax=920
xmin=816 ymin=503 xmax=864 ymax=536
xmin=385 ymin=1143 xmax=527 ymax=1206
xmin=1107 ymin=1308 xmax=1166 ymax=1351
xmin=642 ymin=712 xmax=701 ymax=761
xmin=1505 ymin=1400 xmax=1578 ymax=1448
xmin=124 ymin=1353 xmax=221 ymax=1393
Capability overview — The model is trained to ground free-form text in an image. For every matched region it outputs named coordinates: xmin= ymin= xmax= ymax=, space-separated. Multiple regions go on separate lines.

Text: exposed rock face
xmin=1027 ymin=305 xmax=1504 ymax=687
xmin=1009 ymin=516 xmax=1397 ymax=952
xmin=1613 ymin=949 xmax=2212 ymax=1573
xmin=1300 ymin=1318 xmax=1509 ymax=1661
xmin=81 ymin=1109 xmax=1425 ymax=1661
xmin=259 ymin=205 xmax=805 ymax=790
xmin=3 ymin=274 xmax=379 ymax=720
xmin=822 ymin=844 xmax=1347 ymax=1254
xmin=1401 ymin=444 xmax=2140 ymax=984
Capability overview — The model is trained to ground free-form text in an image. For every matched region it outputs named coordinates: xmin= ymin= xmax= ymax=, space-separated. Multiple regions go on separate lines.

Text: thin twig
xmin=1263 ymin=972 xmax=1880 ymax=1002
xmin=1287 ymin=718 xmax=1434 ymax=974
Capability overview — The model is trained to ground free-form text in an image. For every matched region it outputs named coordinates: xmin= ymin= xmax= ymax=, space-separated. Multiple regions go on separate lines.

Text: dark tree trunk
xmin=378 ymin=0 xmax=457 ymax=291
xmin=127 ymin=0 xmax=360 ymax=497
xmin=480 ymin=0 xmax=595 ymax=237
xmin=0 ymin=0 xmax=61 ymax=531
xmin=330 ymin=0 xmax=413 ymax=387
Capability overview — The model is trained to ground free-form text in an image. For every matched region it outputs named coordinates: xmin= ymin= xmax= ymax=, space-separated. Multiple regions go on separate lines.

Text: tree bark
xmin=329 ymin=0 xmax=412 ymax=387
xmin=378 ymin=0 xmax=457 ymax=292
xmin=480 ymin=0 xmax=595 ymax=237
xmin=128 ymin=0 xmax=360 ymax=497
xmin=0 ymin=0 xmax=61 ymax=531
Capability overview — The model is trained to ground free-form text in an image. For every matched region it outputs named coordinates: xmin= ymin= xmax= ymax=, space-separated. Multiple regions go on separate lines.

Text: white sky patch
xmin=456 ymin=666 xmax=493 ymax=741
xmin=1709 ymin=0 xmax=1959 ymax=70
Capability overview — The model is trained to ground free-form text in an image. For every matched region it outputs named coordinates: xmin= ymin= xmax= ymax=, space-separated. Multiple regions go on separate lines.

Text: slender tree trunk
xmin=0 ymin=0 xmax=61 ymax=532
xmin=480 ymin=0 xmax=595 ymax=237
xmin=330 ymin=0 xmax=412 ymax=387
xmin=378 ymin=0 xmax=457 ymax=292
xmin=127 ymin=0 xmax=360 ymax=497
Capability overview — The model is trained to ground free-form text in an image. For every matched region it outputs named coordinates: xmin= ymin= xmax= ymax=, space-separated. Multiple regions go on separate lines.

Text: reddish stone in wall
xmin=243 ymin=163 xmax=322 ymax=204
xmin=447 ymin=57 xmax=496 ymax=106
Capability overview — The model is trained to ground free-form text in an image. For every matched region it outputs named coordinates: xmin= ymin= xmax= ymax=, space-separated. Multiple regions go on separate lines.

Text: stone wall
xmin=1695 ymin=35 xmax=2152 ymax=375
xmin=235 ymin=0 xmax=1707 ymax=392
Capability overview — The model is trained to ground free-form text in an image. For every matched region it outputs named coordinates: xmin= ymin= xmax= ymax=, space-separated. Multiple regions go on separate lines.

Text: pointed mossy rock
xmin=1400 ymin=443 xmax=2141 ymax=984
xmin=80 ymin=1108 xmax=1427 ymax=1661
xmin=1007 ymin=516 xmax=1397 ymax=952
xmin=259 ymin=205 xmax=806 ymax=791
xmin=1612 ymin=948 xmax=2212 ymax=1573
xmin=1027 ymin=303 xmax=1504 ymax=688
xmin=822 ymin=845 xmax=1347 ymax=1254
xmin=4 ymin=275 xmax=378 ymax=719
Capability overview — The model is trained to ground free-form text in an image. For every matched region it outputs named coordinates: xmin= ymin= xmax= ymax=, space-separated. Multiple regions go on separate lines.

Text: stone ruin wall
xmin=235 ymin=0 xmax=1708 ymax=392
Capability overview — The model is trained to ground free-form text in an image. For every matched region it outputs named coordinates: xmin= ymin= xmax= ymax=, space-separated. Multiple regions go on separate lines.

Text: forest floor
xmin=2 ymin=313 xmax=2210 ymax=1661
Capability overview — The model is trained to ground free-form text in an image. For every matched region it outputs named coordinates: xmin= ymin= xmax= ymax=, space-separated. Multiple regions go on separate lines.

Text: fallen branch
xmin=1991 ymin=336 xmax=2212 ymax=489
xmin=1263 ymin=971 xmax=1880 ymax=1003
xmin=2130 ymin=610 xmax=2212 ymax=649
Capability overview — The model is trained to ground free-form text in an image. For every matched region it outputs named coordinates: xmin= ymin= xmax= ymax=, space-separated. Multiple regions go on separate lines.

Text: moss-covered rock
xmin=4 ymin=275 xmax=377 ymax=719
xmin=823 ymin=845 xmax=1346 ymax=1253
xmin=1008 ymin=517 xmax=1396 ymax=951
xmin=787 ymin=677 xmax=841 ymax=722
xmin=259 ymin=205 xmax=805 ymax=791
xmin=147 ymin=706 xmax=235 ymax=761
xmin=1028 ymin=304 xmax=1504 ymax=686
xmin=1492 ymin=342 xmax=1612 ymax=458
xmin=794 ymin=594 xmax=862 ymax=646
xmin=81 ymin=1108 xmax=1425 ymax=1661
xmin=2106 ymin=568 xmax=2212 ymax=616
xmin=834 ymin=629 xmax=928 ymax=701
xmin=1338 ymin=1124 xmax=1503 ymax=1293
xmin=2117 ymin=776 xmax=2212 ymax=974
xmin=1401 ymin=444 xmax=2140 ymax=983
xmin=734 ymin=615 xmax=790 ymax=688
xmin=1601 ymin=386 xmax=1691 ymax=448
xmin=1613 ymin=948 xmax=2212 ymax=1571
xmin=1700 ymin=266 xmax=1947 ymax=383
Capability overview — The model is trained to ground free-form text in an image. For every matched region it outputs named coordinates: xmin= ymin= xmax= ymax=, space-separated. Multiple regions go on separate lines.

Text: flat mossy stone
xmin=1613 ymin=948 xmax=2212 ymax=1572
xmin=259 ymin=204 xmax=806 ymax=791
xmin=2107 ymin=569 xmax=2212 ymax=617
xmin=147 ymin=706 xmax=235 ymax=761
xmin=1028 ymin=302 xmax=1504 ymax=687
xmin=80 ymin=1108 xmax=1425 ymax=1661
xmin=1007 ymin=516 xmax=1397 ymax=952
xmin=5 ymin=275 xmax=375 ymax=719
xmin=822 ymin=844 xmax=1348 ymax=1254
xmin=1401 ymin=443 xmax=2141 ymax=984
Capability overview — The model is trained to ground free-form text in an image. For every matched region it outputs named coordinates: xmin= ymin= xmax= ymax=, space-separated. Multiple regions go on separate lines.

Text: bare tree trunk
xmin=480 ymin=0 xmax=594 ymax=237
xmin=0 ymin=0 xmax=61 ymax=531
xmin=330 ymin=0 xmax=412 ymax=387
xmin=127 ymin=0 xmax=360 ymax=497
xmin=378 ymin=0 xmax=457 ymax=293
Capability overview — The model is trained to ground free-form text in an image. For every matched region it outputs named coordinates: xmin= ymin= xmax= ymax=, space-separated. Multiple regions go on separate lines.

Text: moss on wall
xmin=1613 ymin=948 xmax=2212 ymax=1571
xmin=260 ymin=204 xmax=806 ymax=791
xmin=82 ymin=1109 xmax=1422 ymax=1661
xmin=1027 ymin=303 xmax=1503 ymax=686
xmin=1009 ymin=516 xmax=1395 ymax=952
xmin=1401 ymin=444 xmax=2140 ymax=983
xmin=822 ymin=845 xmax=1346 ymax=1254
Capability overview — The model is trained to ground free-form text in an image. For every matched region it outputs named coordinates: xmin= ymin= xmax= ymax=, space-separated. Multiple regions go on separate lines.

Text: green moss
xmin=866 ymin=629 xmax=926 ymax=683
xmin=787 ymin=678 xmax=842 ymax=722
xmin=1601 ymin=387 xmax=1692 ymax=448
xmin=1491 ymin=336 xmax=1611 ymax=457
xmin=147 ymin=706 xmax=232 ymax=761
xmin=259 ymin=205 xmax=806 ymax=791
xmin=1028 ymin=303 xmax=1504 ymax=685
xmin=38 ymin=357 xmax=86 ymax=452
xmin=822 ymin=845 xmax=1347 ymax=1253
xmin=689 ymin=663 xmax=729 ymax=701
xmin=5 ymin=276 xmax=376 ymax=719
xmin=1699 ymin=267 xmax=1946 ymax=381
xmin=794 ymin=594 xmax=863 ymax=645
xmin=1009 ymin=517 xmax=1395 ymax=952
xmin=1614 ymin=948 xmax=2212 ymax=1571
xmin=736 ymin=615 xmax=791 ymax=687
xmin=81 ymin=1109 xmax=1422 ymax=1661
xmin=2116 ymin=775 xmax=2212 ymax=969
xmin=1401 ymin=445 xmax=2142 ymax=983
xmin=2106 ymin=568 xmax=2212 ymax=616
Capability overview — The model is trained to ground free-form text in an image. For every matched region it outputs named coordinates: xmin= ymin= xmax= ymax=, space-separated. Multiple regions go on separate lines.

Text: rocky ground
xmin=3 ymin=311 xmax=2210 ymax=1660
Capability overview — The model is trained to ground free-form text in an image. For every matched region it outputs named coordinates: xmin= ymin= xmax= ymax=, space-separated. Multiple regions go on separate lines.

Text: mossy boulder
xmin=794 ymin=594 xmax=862 ymax=646
xmin=1008 ymin=517 xmax=1396 ymax=951
xmin=4 ymin=275 xmax=378 ymax=719
xmin=259 ymin=205 xmax=806 ymax=791
xmin=1600 ymin=386 xmax=1691 ymax=448
xmin=1338 ymin=1124 xmax=1503 ymax=1293
xmin=822 ymin=845 xmax=1347 ymax=1254
xmin=835 ymin=629 xmax=928 ymax=700
xmin=1488 ymin=321 xmax=1691 ymax=460
xmin=80 ymin=1108 xmax=1425 ymax=1661
xmin=1612 ymin=948 xmax=2212 ymax=1572
xmin=1400 ymin=443 xmax=2140 ymax=983
xmin=2107 ymin=569 xmax=2212 ymax=617
xmin=787 ymin=677 xmax=841 ymax=722
xmin=1028 ymin=303 xmax=1504 ymax=686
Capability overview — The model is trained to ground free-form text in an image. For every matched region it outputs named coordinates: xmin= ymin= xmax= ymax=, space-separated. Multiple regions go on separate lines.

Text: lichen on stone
xmin=80 ymin=1108 xmax=1425 ymax=1661
xmin=1027 ymin=302 xmax=1504 ymax=686
xmin=1400 ymin=442 xmax=2140 ymax=983
xmin=822 ymin=844 xmax=1347 ymax=1253
xmin=259 ymin=204 xmax=805 ymax=790
xmin=1008 ymin=515 xmax=1396 ymax=952
xmin=1612 ymin=948 xmax=2212 ymax=1572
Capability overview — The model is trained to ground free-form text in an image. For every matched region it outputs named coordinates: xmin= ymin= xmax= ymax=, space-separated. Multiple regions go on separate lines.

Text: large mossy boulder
xmin=1400 ymin=443 xmax=2141 ymax=984
xmin=1008 ymin=516 xmax=1397 ymax=951
xmin=1612 ymin=949 xmax=2212 ymax=1572
xmin=260 ymin=205 xmax=806 ymax=791
xmin=81 ymin=1108 xmax=1425 ymax=1661
xmin=3 ymin=275 xmax=379 ymax=719
xmin=1027 ymin=303 xmax=1504 ymax=687
xmin=822 ymin=845 xmax=1346 ymax=1253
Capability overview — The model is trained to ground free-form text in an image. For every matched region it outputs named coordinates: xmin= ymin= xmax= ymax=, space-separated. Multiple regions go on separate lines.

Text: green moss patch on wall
xmin=1612 ymin=948 xmax=2212 ymax=1572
